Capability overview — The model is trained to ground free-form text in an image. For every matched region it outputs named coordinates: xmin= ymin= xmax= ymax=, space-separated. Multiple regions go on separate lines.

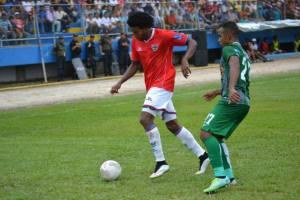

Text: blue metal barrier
xmin=0 ymin=28 xmax=299 ymax=67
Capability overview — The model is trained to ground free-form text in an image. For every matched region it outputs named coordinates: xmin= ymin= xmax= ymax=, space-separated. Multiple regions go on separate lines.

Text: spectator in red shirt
xmin=165 ymin=10 xmax=177 ymax=29
xmin=11 ymin=12 xmax=28 ymax=44
xmin=260 ymin=37 xmax=270 ymax=55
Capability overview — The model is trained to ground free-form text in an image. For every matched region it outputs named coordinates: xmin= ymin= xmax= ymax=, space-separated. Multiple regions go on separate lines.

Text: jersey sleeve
xmin=130 ymin=38 xmax=140 ymax=62
xmin=165 ymin=30 xmax=188 ymax=47
xmin=222 ymin=46 xmax=239 ymax=64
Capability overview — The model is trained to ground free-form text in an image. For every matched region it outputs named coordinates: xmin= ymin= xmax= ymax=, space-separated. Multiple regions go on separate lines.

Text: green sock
xmin=220 ymin=142 xmax=234 ymax=179
xmin=203 ymin=136 xmax=225 ymax=177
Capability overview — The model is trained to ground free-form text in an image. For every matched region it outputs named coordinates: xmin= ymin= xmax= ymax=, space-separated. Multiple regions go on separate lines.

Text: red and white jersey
xmin=131 ymin=28 xmax=188 ymax=92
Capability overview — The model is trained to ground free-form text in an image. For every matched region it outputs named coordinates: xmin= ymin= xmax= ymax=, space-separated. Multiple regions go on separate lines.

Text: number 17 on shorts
xmin=203 ymin=113 xmax=215 ymax=126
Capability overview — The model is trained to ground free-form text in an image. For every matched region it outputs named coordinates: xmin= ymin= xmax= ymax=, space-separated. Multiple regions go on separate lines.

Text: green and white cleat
xmin=229 ymin=178 xmax=237 ymax=185
xmin=203 ymin=177 xmax=230 ymax=193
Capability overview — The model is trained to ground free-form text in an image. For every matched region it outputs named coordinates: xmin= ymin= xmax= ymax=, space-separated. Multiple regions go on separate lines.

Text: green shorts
xmin=201 ymin=100 xmax=250 ymax=139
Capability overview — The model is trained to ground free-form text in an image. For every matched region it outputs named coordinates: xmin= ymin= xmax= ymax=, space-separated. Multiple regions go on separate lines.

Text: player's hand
xmin=110 ymin=83 xmax=121 ymax=95
xmin=229 ymin=88 xmax=240 ymax=103
xmin=203 ymin=90 xmax=218 ymax=101
xmin=181 ymin=58 xmax=191 ymax=79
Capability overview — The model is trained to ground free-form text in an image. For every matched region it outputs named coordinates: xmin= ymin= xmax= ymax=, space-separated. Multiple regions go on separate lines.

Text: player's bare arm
xmin=110 ymin=61 xmax=140 ymax=94
xmin=229 ymin=56 xmax=240 ymax=103
xmin=203 ymin=89 xmax=221 ymax=101
xmin=181 ymin=38 xmax=197 ymax=78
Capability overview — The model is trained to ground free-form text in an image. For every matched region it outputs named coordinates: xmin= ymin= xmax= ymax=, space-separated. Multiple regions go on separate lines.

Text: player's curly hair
xmin=127 ymin=12 xmax=154 ymax=28
xmin=220 ymin=21 xmax=239 ymax=38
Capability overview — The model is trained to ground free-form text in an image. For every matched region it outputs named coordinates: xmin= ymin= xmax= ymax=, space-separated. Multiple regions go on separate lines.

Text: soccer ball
xmin=100 ymin=160 xmax=122 ymax=181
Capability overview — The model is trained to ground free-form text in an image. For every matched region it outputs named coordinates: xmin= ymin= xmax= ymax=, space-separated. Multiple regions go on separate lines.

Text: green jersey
xmin=220 ymin=42 xmax=250 ymax=105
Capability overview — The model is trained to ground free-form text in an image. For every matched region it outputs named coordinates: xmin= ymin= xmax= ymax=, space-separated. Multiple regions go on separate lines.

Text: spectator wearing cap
xmin=85 ymin=35 xmax=97 ymax=78
xmin=251 ymin=38 xmax=268 ymax=62
xmin=0 ymin=13 xmax=16 ymax=45
xmin=100 ymin=31 xmax=113 ymax=76
xmin=54 ymin=36 xmax=66 ymax=81
xmin=117 ymin=33 xmax=130 ymax=75
xmin=11 ymin=12 xmax=28 ymax=44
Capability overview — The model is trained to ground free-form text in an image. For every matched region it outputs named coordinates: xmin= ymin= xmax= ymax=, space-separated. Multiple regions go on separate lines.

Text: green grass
xmin=0 ymin=72 xmax=300 ymax=200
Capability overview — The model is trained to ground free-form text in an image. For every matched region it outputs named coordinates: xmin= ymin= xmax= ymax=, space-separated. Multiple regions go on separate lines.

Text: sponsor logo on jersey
xmin=151 ymin=44 xmax=158 ymax=52
xmin=137 ymin=47 xmax=142 ymax=52
xmin=173 ymin=34 xmax=182 ymax=40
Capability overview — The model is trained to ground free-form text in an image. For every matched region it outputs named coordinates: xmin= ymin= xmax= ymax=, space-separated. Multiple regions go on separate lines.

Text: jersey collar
xmin=144 ymin=28 xmax=155 ymax=43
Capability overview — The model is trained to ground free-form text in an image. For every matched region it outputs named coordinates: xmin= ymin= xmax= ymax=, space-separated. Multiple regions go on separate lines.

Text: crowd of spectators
xmin=1 ymin=0 xmax=300 ymax=44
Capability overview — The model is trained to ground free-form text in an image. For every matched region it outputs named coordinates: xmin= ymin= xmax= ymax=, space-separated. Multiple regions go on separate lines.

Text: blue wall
xmin=0 ymin=28 xmax=299 ymax=67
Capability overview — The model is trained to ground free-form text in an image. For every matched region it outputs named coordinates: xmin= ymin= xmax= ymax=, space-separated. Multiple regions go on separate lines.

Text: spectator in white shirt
xmin=22 ymin=0 xmax=34 ymax=13
xmin=86 ymin=13 xmax=98 ymax=34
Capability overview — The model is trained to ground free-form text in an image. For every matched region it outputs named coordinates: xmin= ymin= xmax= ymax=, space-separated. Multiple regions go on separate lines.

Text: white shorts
xmin=142 ymin=87 xmax=177 ymax=122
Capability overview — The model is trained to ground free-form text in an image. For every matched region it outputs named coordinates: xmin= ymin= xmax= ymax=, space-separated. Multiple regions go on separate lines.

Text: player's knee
xmin=139 ymin=114 xmax=153 ymax=128
xmin=200 ymin=131 xmax=211 ymax=141
xmin=166 ymin=120 xmax=181 ymax=134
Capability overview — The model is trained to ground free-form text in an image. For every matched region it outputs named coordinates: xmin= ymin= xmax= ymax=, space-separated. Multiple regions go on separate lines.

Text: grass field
xmin=0 ymin=72 xmax=299 ymax=200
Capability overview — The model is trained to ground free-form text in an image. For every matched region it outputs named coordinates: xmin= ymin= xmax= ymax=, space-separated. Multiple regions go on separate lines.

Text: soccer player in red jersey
xmin=111 ymin=12 xmax=209 ymax=178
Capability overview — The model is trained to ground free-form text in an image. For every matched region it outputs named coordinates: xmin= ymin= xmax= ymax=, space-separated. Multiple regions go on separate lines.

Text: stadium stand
xmin=0 ymin=0 xmax=300 ymax=82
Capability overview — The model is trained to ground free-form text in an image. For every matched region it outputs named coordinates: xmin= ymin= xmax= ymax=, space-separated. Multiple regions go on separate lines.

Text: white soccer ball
xmin=100 ymin=160 xmax=122 ymax=181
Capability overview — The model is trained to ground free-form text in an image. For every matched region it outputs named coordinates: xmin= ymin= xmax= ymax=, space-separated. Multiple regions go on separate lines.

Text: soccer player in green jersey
xmin=200 ymin=21 xmax=250 ymax=193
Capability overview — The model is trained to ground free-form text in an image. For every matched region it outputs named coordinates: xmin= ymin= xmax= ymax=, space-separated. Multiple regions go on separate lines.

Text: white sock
xmin=146 ymin=127 xmax=165 ymax=162
xmin=176 ymin=127 xmax=205 ymax=157
xmin=221 ymin=143 xmax=232 ymax=167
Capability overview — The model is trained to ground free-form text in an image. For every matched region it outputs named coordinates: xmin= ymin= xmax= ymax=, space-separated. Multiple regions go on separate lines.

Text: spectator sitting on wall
xmin=243 ymin=39 xmax=256 ymax=62
xmin=165 ymin=10 xmax=177 ymax=29
xmin=294 ymin=34 xmax=300 ymax=52
xmin=271 ymin=36 xmax=283 ymax=53
xmin=53 ymin=7 xmax=68 ymax=32
xmin=86 ymin=13 xmax=97 ymax=34
xmin=54 ymin=36 xmax=66 ymax=81
xmin=38 ymin=6 xmax=48 ymax=33
xmin=85 ymin=34 xmax=97 ymax=78
xmin=182 ymin=9 xmax=194 ymax=29
xmin=11 ymin=12 xmax=29 ymax=44
xmin=46 ymin=6 xmax=55 ymax=32
xmin=250 ymin=38 xmax=269 ymax=62
xmin=263 ymin=4 xmax=275 ymax=21
xmin=227 ymin=7 xmax=239 ymax=22
xmin=25 ymin=14 xmax=35 ymax=35
xmin=0 ymin=13 xmax=16 ymax=45
xmin=260 ymin=37 xmax=270 ymax=55
xmin=22 ymin=0 xmax=34 ymax=14
xmin=239 ymin=7 xmax=251 ymax=22
xmin=273 ymin=2 xmax=282 ymax=20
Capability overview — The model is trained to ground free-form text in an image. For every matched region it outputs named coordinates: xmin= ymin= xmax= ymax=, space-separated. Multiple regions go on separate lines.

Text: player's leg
xmin=220 ymin=142 xmax=236 ymax=185
xmin=165 ymin=118 xmax=209 ymax=174
xmin=201 ymin=131 xmax=229 ymax=193
xmin=141 ymin=88 xmax=173 ymax=178
xmin=139 ymin=111 xmax=170 ymax=178
xmin=201 ymin=102 xmax=250 ymax=193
